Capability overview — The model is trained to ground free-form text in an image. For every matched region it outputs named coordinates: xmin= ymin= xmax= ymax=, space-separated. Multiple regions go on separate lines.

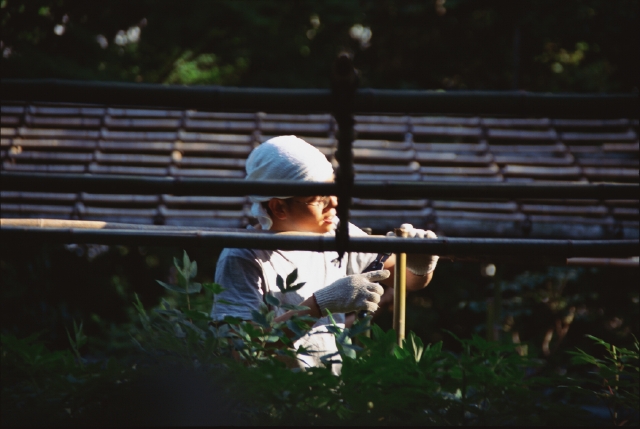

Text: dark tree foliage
xmin=1 ymin=0 xmax=637 ymax=91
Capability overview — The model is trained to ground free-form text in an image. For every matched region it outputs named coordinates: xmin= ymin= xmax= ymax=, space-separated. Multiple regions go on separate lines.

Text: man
xmin=211 ymin=135 xmax=438 ymax=370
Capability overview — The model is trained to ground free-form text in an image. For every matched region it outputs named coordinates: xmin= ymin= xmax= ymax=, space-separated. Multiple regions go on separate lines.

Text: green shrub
xmin=2 ymin=251 xmax=638 ymax=426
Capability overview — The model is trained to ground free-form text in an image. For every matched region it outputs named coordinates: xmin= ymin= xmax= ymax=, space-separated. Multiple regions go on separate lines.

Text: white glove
xmin=386 ymin=224 xmax=439 ymax=276
xmin=313 ymin=270 xmax=389 ymax=316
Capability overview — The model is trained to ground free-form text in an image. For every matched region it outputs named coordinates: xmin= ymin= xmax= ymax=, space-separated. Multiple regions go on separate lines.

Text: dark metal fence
xmin=2 ymin=172 xmax=638 ymax=200
xmin=1 ymin=56 xmax=638 ymax=259
xmin=2 ymin=78 xmax=638 ymax=118
xmin=2 ymin=224 xmax=636 ymax=257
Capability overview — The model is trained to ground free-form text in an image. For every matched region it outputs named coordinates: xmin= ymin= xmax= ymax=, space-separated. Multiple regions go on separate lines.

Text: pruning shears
xmin=358 ymin=252 xmax=392 ymax=319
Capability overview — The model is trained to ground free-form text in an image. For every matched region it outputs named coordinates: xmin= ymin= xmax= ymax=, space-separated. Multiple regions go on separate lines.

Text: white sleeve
xmin=346 ymin=223 xmax=380 ymax=275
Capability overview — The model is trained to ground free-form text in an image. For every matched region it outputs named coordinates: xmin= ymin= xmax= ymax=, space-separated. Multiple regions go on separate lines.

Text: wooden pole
xmin=393 ymin=227 xmax=409 ymax=347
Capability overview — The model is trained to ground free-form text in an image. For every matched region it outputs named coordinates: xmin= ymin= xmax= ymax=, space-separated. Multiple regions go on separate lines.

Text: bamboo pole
xmin=393 ymin=227 xmax=409 ymax=346
xmin=2 ymin=172 xmax=638 ymax=200
xmin=1 ymin=220 xmax=638 ymax=258
xmin=0 ymin=218 xmax=250 ymax=232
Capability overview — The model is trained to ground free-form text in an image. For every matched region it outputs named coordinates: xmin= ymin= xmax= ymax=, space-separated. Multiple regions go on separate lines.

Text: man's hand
xmin=313 ymin=270 xmax=389 ymax=315
xmin=387 ymin=224 xmax=439 ymax=276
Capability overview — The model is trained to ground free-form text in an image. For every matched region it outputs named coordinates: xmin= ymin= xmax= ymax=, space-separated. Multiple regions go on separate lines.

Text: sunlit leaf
xmin=285 ymin=282 xmax=306 ymax=293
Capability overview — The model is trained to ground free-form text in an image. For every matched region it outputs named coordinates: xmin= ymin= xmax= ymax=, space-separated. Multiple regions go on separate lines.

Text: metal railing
xmin=2 ymin=78 xmax=638 ymax=117
xmin=2 ymin=55 xmax=638 ymax=345
xmin=2 ymin=172 xmax=638 ymax=199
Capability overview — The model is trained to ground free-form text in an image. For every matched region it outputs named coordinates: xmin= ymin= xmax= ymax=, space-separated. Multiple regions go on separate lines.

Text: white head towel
xmin=245 ymin=135 xmax=334 ymax=230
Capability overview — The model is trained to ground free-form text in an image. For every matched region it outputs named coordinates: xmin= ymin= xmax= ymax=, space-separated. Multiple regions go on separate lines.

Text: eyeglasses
xmin=289 ymin=196 xmax=333 ymax=210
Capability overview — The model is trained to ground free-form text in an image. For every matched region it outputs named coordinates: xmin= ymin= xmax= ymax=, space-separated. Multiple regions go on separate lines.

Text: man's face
xmin=279 ymin=195 xmax=338 ymax=234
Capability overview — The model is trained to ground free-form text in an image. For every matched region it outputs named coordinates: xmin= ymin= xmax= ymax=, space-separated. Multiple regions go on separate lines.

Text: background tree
xmin=1 ymin=0 xmax=637 ymax=92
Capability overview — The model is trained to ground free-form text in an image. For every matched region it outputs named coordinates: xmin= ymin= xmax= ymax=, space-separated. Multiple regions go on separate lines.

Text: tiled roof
xmin=1 ymin=102 xmax=638 ymax=239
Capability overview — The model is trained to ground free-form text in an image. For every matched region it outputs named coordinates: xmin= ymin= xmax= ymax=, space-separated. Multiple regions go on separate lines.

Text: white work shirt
xmin=211 ymin=223 xmax=378 ymax=371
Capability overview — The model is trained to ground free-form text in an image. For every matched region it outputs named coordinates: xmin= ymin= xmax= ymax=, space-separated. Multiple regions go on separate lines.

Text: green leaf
xmin=242 ymin=322 xmax=263 ymax=339
xmin=203 ymin=282 xmax=225 ymax=295
xmin=326 ymin=325 xmax=342 ymax=335
xmin=156 ymin=280 xmax=201 ymax=294
xmin=183 ymin=309 xmax=211 ymax=321
xmin=223 ymin=315 xmax=243 ymax=325
xmin=348 ymin=317 xmax=372 ymax=338
xmin=291 ymin=315 xmax=316 ymax=323
xmin=407 ymin=331 xmax=424 ymax=363
xmin=286 ymin=268 xmax=298 ymax=287
xmin=427 ymin=341 xmax=443 ymax=354
xmin=261 ymin=335 xmax=281 ymax=343
xmin=176 ymin=271 xmax=187 ymax=288
xmin=280 ymin=303 xmax=309 ymax=311
xmin=276 ymin=274 xmax=285 ymax=293
xmin=189 ymin=260 xmax=198 ymax=279
xmin=182 ymin=250 xmax=190 ymax=271
xmin=174 ymin=324 xmax=186 ymax=338
xmin=339 ymin=343 xmax=358 ymax=359
xmin=187 ymin=282 xmax=202 ymax=294
xmin=215 ymin=299 xmax=240 ymax=306
xmin=585 ymin=334 xmax=612 ymax=349
xmin=264 ymin=293 xmax=281 ymax=307
xmin=393 ymin=345 xmax=411 ymax=360
xmin=285 ymin=282 xmax=306 ymax=293
xmin=277 ymin=271 xmax=305 ymax=293
xmin=132 ymin=293 xmax=147 ymax=316
xmin=251 ymin=310 xmax=270 ymax=328
xmin=155 ymin=308 xmax=183 ymax=317
xmin=286 ymin=319 xmax=306 ymax=339
xmin=370 ymin=324 xmax=386 ymax=340
xmin=156 ymin=280 xmax=186 ymax=294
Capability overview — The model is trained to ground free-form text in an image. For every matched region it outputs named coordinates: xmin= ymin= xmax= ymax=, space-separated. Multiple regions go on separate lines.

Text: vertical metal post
xmin=331 ymin=53 xmax=358 ymax=263
xmin=393 ymin=228 xmax=408 ymax=346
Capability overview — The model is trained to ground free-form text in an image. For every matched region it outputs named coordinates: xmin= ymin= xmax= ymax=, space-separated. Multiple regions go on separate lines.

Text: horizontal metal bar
xmin=2 ymin=79 xmax=637 ymax=117
xmin=566 ymin=257 xmax=639 ymax=268
xmin=2 ymin=172 xmax=637 ymax=199
xmin=2 ymin=219 xmax=636 ymax=265
xmin=2 ymin=226 xmax=637 ymax=258
xmin=354 ymin=88 xmax=639 ymax=118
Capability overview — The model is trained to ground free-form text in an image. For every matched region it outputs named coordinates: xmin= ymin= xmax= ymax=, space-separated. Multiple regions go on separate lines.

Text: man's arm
xmin=380 ymin=253 xmax=434 ymax=291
